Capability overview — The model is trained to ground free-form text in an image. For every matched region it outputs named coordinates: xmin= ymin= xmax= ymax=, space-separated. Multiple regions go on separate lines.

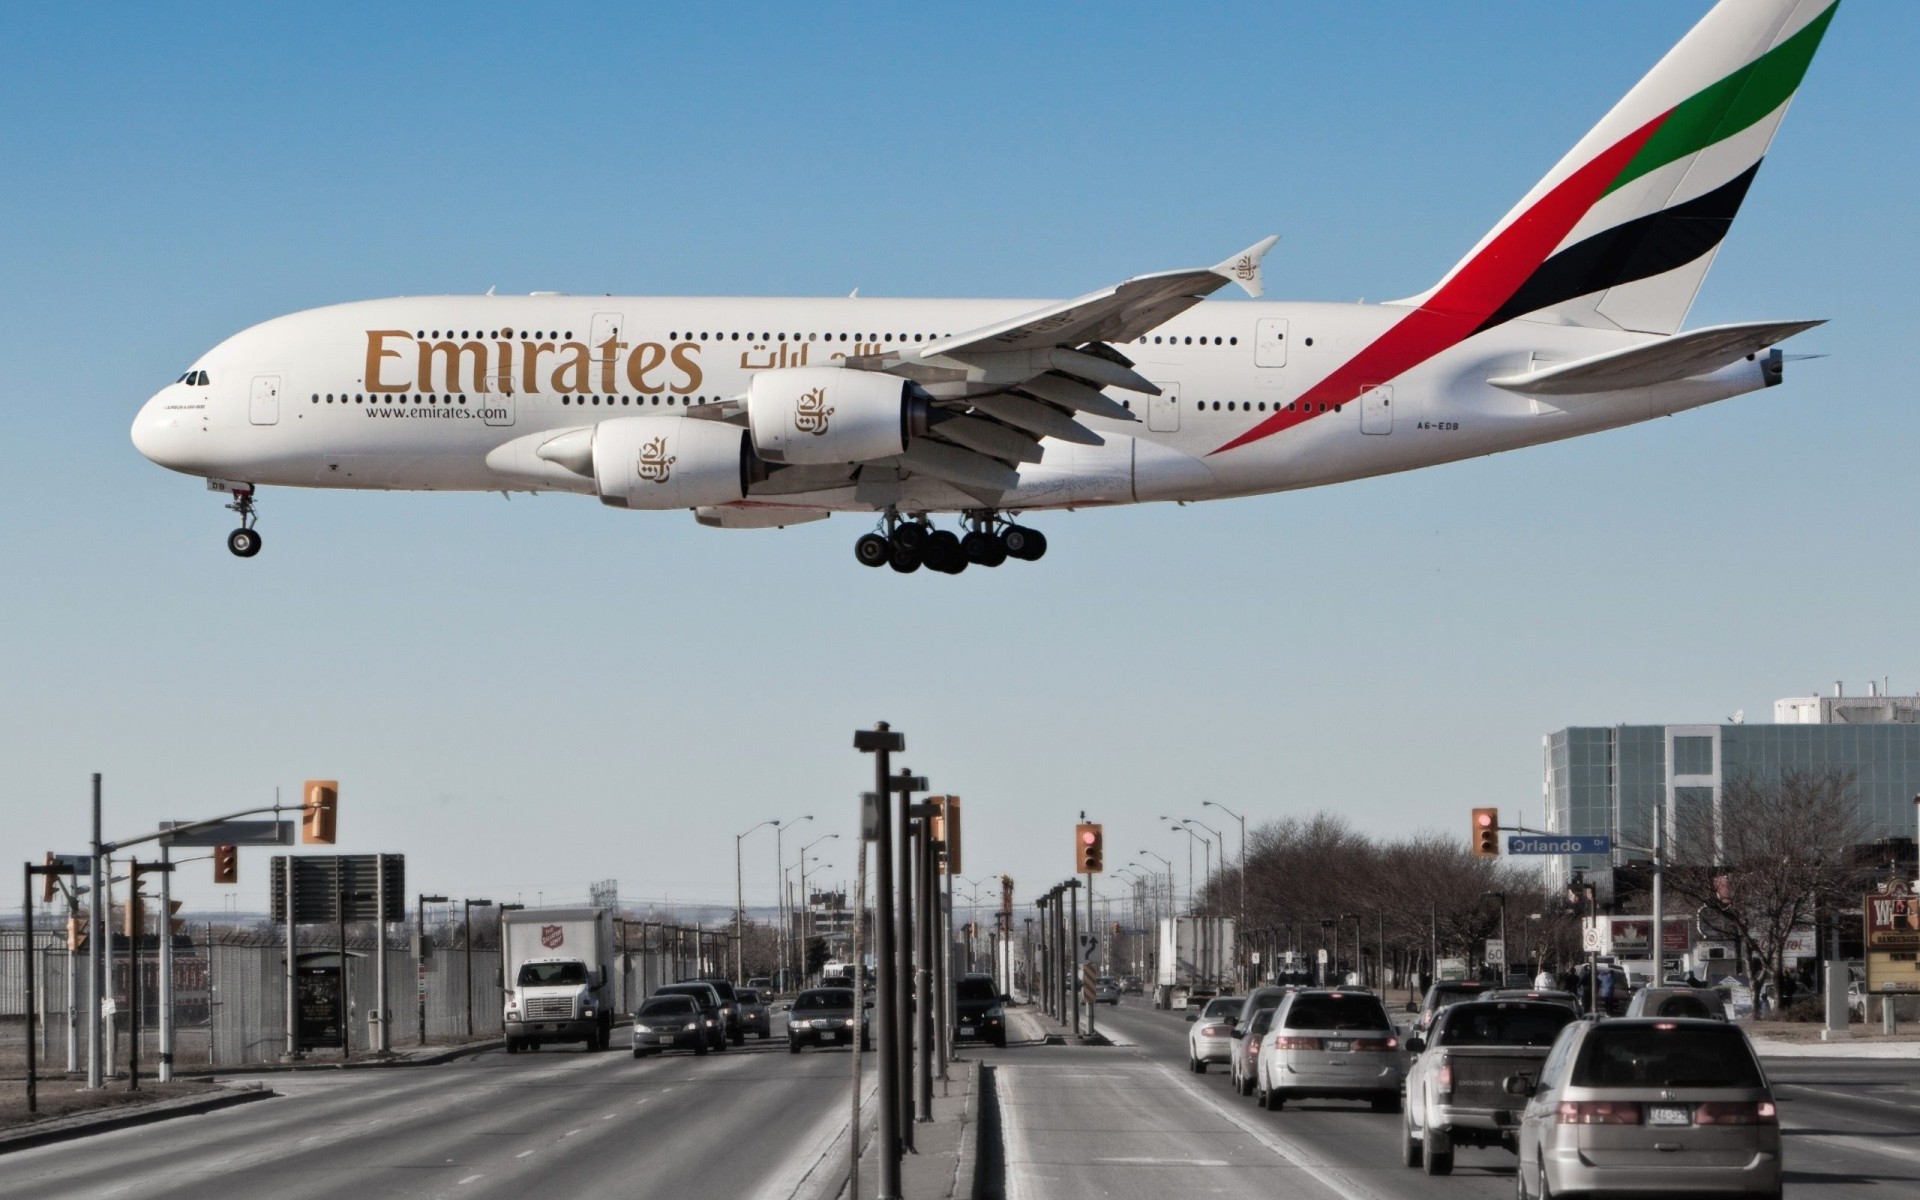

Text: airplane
xmin=133 ymin=0 xmax=1838 ymax=572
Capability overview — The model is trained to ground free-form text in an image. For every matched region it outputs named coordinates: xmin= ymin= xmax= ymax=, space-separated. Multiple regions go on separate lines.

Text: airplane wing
xmin=1488 ymin=319 xmax=1823 ymax=396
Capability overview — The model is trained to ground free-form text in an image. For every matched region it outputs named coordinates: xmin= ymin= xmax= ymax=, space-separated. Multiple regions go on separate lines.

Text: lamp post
xmin=1343 ymin=912 xmax=1362 ymax=987
xmin=736 ymin=819 xmax=779 ymax=984
xmin=774 ymin=815 xmax=814 ymax=991
xmin=1161 ymin=819 xmax=1200 ymax=914
xmin=1203 ymin=800 xmax=1248 ymax=988
xmin=416 ymin=893 xmax=448 ymax=1046
xmin=793 ymin=833 xmax=839 ymax=986
xmin=1184 ymin=818 xmax=1224 ymax=977
xmin=462 ymin=899 xmax=494 ymax=1037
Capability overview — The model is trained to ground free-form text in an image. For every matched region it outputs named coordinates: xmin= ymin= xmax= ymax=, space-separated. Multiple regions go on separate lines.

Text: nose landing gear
xmin=851 ymin=510 xmax=1045 ymax=574
xmin=223 ymin=486 xmax=262 ymax=558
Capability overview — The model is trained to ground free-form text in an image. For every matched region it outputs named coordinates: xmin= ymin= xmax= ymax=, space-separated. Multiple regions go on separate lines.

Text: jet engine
xmin=747 ymin=366 xmax=929 ymax=465
xmin=583 ymin=416 xmax=766 ymax=510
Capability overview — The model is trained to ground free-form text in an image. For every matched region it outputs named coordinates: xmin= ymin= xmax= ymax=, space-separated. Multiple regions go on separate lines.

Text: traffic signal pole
xmin=856 ymin=725 xmax=904 ymax=1200
xmin=159 ymin=846 xmax=173 ymax=1082
xmin=1086 ymin=872 xmax=1096 ymax=1041
xmin=1069 ymin=880 xmax=1081 ymax=1037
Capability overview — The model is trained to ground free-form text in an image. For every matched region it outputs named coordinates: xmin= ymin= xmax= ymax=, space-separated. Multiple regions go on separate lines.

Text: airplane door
xmin=1254 ymin=319 xmax=1289 ymax=368
xmin=249 ymin=375 xmax=280 ymax=426
xmin=589 ymin=311 xmax=624 ymax=355
xmin=1148 ymin=382 xmax=1180 ymax=433
xmin=1360 ymin=384 xmax=1393 ymax=434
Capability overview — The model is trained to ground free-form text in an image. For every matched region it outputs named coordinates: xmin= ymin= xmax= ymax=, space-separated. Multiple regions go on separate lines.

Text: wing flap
xmin=1489 ymin=319 xmax=1823 ymax=396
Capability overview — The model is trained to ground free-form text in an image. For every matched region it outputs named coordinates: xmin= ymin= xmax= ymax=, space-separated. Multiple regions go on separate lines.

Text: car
xmin=787 ymin=986 xmax=869 ymax=1052
xmin=1514 ymin=1018 xmax=1781 ymax=1200
xmin=1121 ymin=975 xmax=1145 ymax=995
xmin=1094 ymin=977 xmax=1122 ymax=1005
xmin=1186 ymin=994 xmax=1244 ymax=1073
xmin=689 ymin=977 xmax=746 ymax=1045
xmin=1231 ymin=1007 xmax=1277 ymax=1097
xmin=953 ymin=973 xmax=1010 ymax=1047
xmin=735 ymin=987 xmax=773 ymax=1038
xmin=747 ymin=976 xmax=774 ymax=992
xmin=650 ymin=982 xmax=727 ymax=1051
xmin=1254 ymin=988 xmax=1405 ymax=1111
xmin=630 ymin=994 xmax=710 ymax=1057
xmin=1410 ymin=981 xmax=1495 ymax=1031
xmin=1623 ymin=986 xmax=1731 ymax=1021
xmin=1401 ymin=999 xmax=1578 ymax=1175
xmin=1485 ymin=988 xmax=1583 ymax=1014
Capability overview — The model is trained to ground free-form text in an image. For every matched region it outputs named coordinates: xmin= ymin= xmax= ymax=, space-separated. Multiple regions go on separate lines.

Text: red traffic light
xmin=1081 ymin=830 xmax=1097 ymax=845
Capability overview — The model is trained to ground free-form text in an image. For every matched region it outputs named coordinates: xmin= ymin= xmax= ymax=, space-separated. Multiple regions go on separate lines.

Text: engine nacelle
xmin=590 ymin=416 xmax=763 ymax=510
xmin=747 ymin=366 xmax=929 ymax=465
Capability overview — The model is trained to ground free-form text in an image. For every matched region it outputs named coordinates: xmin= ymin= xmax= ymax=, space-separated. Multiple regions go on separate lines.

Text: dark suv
xmin=689 ymin=978 xmax=745 ymax=1046
xmin=953 ymin=973 xmax=1008 ymax=1048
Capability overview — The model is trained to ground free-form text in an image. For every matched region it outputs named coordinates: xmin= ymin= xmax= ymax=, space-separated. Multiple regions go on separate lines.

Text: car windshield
xmin=1201 ymin=996 xmax=1243 ymax=1019
xmin=1425 ymin=984 xmax=1486 ymax=1009
xmin=1435 ymin=1003 xmax=1575 ymax=1047
xmin=1650 ymin=993 xmax=1719 ymax=1019
xmin=956 ymin=978 xmax=998 ymax=1001
xmin=794 ymin=990 xmax=854 ymax=1011
xmin=656 ymin=986 xmax=713 ymax=1006
xmin=638 ymin=997 xmax=694 ymax=1017
xmin=1573 ymin=1024 xmax=1763 ymax=1089
xmin=518 ymin=961 xmax=588 ymax=987
xmin=1285 ymin=995 xmax=1391 ymax=1031
xmin=736 ymin=990 xmax=760 ymax=1005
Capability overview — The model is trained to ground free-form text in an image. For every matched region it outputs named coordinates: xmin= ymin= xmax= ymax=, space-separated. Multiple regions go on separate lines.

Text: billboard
xmin=1865 ymin=886 xmax=1920 ymax=995
xmin=1608 ymin=917 xmax=1690 ymax=955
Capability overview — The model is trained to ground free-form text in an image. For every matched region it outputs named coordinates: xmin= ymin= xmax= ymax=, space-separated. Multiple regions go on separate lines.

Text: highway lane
xmin=0 ymin=1015 xmax=869 ymax=1200
xmin=990 ymin=995 xmax=1920 ymax=1200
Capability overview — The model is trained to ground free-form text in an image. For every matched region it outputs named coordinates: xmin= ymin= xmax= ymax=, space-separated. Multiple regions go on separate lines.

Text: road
xmin=0 ymin=1015 xmax=870 ymax=1200
xmin=985 ymin=996 xmax=1920 ymax=1200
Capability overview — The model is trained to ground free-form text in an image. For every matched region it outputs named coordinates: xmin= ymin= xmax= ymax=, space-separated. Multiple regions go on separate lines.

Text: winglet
xmin=1212 ymin=235 xmax=1279 ymax=298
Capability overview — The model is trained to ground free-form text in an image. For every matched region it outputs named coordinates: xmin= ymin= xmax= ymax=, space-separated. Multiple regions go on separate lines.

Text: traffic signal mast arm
xmin=97 ymin=799 xmax=298 ymax=855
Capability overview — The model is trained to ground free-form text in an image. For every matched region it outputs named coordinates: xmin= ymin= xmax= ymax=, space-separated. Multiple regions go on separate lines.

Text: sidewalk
xmin=0 ymin=1083 xmax=274 ymax=1154
xmin=1751 ymin=1036 xmax=1920 ymax=1058
xmin=828 ymin=1057 xmax=980 ymax=1200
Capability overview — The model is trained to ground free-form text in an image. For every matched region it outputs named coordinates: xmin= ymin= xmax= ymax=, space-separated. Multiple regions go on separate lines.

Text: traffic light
xmin=42 ymin=852 xmax=58 ymax=904
xmin=1113 ymin=921 xmax=1123 ymax=939
xmin=168 ymin=900 xmax=186 ymax=938
xmin=301 ymin=779 xmax=339 ymax=844
xmin=943 ymin=796 xmax=962 ymax=874
xmin=125 ymin=891 xmax=146 ymax=941
xmin=1076 ymin=822 xmax=1104 ymax=873
xmin=213 ymin=844 xmax=239 ymax=885
xmin=1472 ymin=807 xmax=1501 ymax=857
xmin=67 ymin=917 xmax=86 ymax=952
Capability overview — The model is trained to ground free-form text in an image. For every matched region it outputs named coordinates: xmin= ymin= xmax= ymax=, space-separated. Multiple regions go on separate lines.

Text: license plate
xmin=1326 ymin=1039 xmax=1352 ymax=1052
xmin=822 ymin=1031 xmax=839 ymax=1041
xmin=959 ymin=1026 xmax=976 ymax=1036
xmin=1648 ymin=1105 xmax=1691 ymax=1126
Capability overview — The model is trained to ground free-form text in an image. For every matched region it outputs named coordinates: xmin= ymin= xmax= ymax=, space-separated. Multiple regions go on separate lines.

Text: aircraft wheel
xmin=965 ymin=531 xmax=1007 ymax=567
xmin=891 ymin=522 xmax=929 ymax=553
xmin=888 ymin=544 xmax=922 ymax=573
xmin=227 ymin=528 xmax=262 ymax=558
xmin=854 ymin=533 xmax=890 ymax=568
xmin=926 ymin=530 xmax=966 ymax=574
xmin=1001 ymin=525 xmax=1045 ymax=561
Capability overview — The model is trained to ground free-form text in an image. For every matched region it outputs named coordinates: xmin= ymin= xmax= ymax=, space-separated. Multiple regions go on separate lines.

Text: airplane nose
xmin=132 ymin=390 xmax=201 ymax=473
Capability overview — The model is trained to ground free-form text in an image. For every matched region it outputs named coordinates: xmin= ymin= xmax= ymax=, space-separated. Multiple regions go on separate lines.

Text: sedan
xmin=735 ymin=987 xmax=773 ymax=1039
xmin=788 ymin=987 xmax=870 ymax=1052
xmin=1231 ymin=1007 xmax=1276 ymax=1097
xmin=1186 ymin=995 xmax=1244 ymax=1073
xmin=1094 ymin=977 xmax=1122 ymax=1006
xmin=1515 ymin=1018 xmax=1781 ymax=1199
xmin=630 ymin=995 xmax=710 ymax=1057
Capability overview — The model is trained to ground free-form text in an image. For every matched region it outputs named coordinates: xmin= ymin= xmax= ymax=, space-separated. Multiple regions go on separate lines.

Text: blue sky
xmin=3 ymin=2 xmax=1915 ymax=917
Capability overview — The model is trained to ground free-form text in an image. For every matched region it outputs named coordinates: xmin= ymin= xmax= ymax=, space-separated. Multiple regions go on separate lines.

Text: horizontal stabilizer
xmin=1488 ymin=319 xmax=1823 ymax=396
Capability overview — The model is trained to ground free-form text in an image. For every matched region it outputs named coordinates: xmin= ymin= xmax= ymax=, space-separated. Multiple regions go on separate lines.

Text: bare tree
xmin=1665 ymin=768 xmax=1869 ymax=1009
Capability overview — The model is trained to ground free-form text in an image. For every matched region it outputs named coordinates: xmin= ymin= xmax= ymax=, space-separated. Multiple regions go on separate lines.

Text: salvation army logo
xmin=540 ymin=925 xmax=565 ymax=950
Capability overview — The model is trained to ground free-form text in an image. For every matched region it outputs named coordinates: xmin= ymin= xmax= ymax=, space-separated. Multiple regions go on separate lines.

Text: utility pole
xmin=417 ymin=892 xmax=447 ymax=1046
xmin=855 ymin=723 xmax=905 ymax=1200
xmin=88 ymin=775 xmax=104 ymax=1089
xmin=1204 ymin=801 xmax=1248 ymax=988
xmin=736 ymin=819 xmax=776 ymax=985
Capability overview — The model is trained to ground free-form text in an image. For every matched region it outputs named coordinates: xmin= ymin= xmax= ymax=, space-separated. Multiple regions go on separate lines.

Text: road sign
xmin=1583 ymin=921 xmax=1603 ymax=952
xmin=1083 ymin=964 xmax=1096 ymax=1008
xmin=270 ymin=854 xmax=407 ymax=924
xmin=162 ymin=819 xmax=295 ymax=848
xmin=1507 ymin=834 xmax=1612 ymax=856
xmin=1485 ymin=938 xmax=1505 ymax=966
xmin=1077 ymin=933 xmax=1099 ymax=964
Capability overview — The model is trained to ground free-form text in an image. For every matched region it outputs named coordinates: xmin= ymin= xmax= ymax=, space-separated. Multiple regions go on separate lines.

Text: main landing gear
xmin=223 ymin=486 xmax=262 ymax=558
xmin=854 ymin=510 xmax=1047 ymax=575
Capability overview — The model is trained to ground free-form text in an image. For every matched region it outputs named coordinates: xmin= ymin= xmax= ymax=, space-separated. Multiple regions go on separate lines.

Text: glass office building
xmin=1542 ymin=687 xmax=1920 ymax=898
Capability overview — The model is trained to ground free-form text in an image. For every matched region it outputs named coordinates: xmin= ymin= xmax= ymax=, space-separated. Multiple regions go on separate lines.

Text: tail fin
xmin=1402 ymin=0 xmax=1839 ymax=336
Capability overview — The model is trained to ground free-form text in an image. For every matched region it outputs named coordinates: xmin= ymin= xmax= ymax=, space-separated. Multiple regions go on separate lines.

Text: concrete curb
xmin=177 ymin=1038 xmax=506 ymax=1076
xmin=952 ymin=1058 xmax=981 ymax=1200
xmin=0 ymin=1085 xmax=276 ymax=1156
xmin=1752 ymin=1038 xmax=1920 ymax=1059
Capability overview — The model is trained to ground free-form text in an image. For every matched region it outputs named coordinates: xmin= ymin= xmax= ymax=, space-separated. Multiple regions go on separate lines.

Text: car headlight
xmin=985 ymin=1006 xmax=1005 ymax=1019
xmin=683 ymin=1022 xmax=698 ymax=1031
xmin=844 ymin=1018 xmax=856 ymax=1027
xmin=583 ymin=1008 xmax=595 ymax=1019
xmin=633 ymin=1024 xmax=650 ymax=1034
xmin=705 ymin=1018 xmax=716 ymax=1026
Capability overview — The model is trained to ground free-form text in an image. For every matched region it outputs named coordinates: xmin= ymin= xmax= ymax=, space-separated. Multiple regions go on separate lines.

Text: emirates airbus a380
xmin=134 ymin=0 xmax=1837 ymax=572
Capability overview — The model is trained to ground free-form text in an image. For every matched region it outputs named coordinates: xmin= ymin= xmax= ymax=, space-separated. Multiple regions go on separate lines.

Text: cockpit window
xmin=195 ymin=371 xmax=210 ymax=386
xmin=177 ymin=370 xmax=210 ymax=386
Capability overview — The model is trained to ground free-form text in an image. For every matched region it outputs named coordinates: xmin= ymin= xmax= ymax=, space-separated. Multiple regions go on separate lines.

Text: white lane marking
xmin=1093 ymin=1157 xmax=1230 ymax=1166
xmin=458 ymin=1174 xmax=483 ymax=1185
xmin=516 ymin=1150 xmax=534 ymax=1159
xmin=601 ymin=1113 xmax=617 ymax=1121
xmin=1792 ymin=1130 xmax=1920 ymax=1165
xmin=1156 ymin=1063 xmax=1377 ymax=1200
xmin=563 ymin=1127 xmax=583 ymax=1138
xmin=1782 ymin=1082 xmax=1920 ymax=1113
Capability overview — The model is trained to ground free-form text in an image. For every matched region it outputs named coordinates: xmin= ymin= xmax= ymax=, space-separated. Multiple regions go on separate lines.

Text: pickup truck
xmin=1399 ymin=999 xmax=1576 ymax=1176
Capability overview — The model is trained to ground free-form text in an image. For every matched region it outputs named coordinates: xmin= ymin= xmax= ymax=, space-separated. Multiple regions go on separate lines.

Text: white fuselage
xmin=132 ymin=293 xmax=1770 ymax=516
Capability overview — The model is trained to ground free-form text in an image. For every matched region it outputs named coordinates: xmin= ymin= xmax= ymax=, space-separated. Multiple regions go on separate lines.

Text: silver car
xmin=1254 ymin=988 xmax=1405 ymax=1111
xmin=1514 ymin=1018 xmax=1781 ymax=1199
xmin=1185 ymin=995 xmax=1244 ymax=1073
xmin=1623 ymin=986 xmax=1730 ymax=1022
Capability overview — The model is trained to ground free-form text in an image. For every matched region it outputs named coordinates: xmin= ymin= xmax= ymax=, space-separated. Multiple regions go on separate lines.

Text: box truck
xmin=1154 ymin=916 xmax=1237 ymax=1010
xmin=502 ymin=906 xmax=617 ymax=1052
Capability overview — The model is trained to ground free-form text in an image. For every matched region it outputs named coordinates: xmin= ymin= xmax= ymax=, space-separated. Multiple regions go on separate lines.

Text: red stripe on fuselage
xmin=1209 ymin=112 xmax=1668 ymax=457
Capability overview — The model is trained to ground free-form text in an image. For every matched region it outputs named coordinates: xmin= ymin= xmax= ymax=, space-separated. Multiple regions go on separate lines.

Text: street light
xmin=1203 ymin=800 xmax=1249 ymax=988
xmin=774 ymin=815 xmax=814 ymax=990
xmin=793 ymin=833 xmax=839 ymax=985
xmin=735 ymin=819 xmax=779 ymax=984
xmin=416 ymin=893 xmax=448 ymax=1047
xmin=463 ymin=899 xmax=495 ymax=1037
